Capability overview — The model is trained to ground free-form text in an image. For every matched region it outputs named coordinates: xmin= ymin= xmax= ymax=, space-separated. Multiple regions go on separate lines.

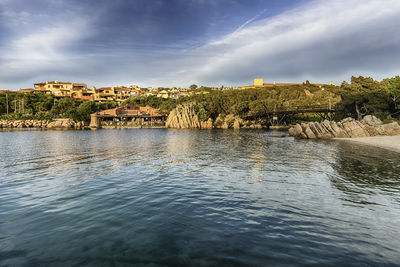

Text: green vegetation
xmin=335 ymin=76 xmax=400 ymax=121
xmin=1 ymin=75 xmax=399 ymax=124
xmin=0 ymin=92 xmax=116 ymax=122
xmin=190 ymin=83 xmax=339 ymax=121
xmin=183 ymin=76 xmax=400 ymax=123
xmin=123 ymin=95 xmax=189 ymax=115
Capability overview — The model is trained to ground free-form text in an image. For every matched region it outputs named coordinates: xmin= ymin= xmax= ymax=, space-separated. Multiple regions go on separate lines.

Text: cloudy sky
xmin=1 ymin=0 xmax=400 ymax=89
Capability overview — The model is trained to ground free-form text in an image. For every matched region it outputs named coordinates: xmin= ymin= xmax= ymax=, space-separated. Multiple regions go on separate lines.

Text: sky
xmin=1 ymin=0 xmax=400 ymax=89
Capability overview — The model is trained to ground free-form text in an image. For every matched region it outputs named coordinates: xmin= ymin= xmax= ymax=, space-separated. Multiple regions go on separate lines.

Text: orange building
xmin=98 ymin=105 xmax=160 ymax=117
xmin=33 ymin=81 xmax=142 ymax=102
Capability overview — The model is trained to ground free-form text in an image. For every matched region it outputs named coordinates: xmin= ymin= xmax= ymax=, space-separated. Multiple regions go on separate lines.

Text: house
xmin=32 ymin=81 xmax=143 ymax=102
xmin=98 ymin=105 xmax=161 ymax=117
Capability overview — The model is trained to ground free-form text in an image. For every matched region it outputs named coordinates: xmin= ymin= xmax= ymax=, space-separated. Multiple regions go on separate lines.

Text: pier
xmin=90 ymin=105 xmax=167 ymax=129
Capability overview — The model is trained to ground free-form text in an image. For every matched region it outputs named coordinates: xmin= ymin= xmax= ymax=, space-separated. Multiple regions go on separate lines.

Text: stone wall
xmin=0 ymin=119 xmax=85 ymax=129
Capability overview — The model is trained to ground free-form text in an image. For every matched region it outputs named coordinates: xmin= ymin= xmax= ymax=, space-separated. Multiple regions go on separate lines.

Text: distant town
xmin=0 ymin=79 xmax=332 ymax=102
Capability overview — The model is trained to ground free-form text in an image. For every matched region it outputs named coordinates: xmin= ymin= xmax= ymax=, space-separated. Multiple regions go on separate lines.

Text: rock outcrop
xmin=289 ymin=115 xmax=400 ymax=139
xmin=166 ymin=104 xmax=204 ymax=129
xmin=166 ymin=104 xmax=267 ymax=129
xmin=0 ymin=119 xmax=85 ymax=129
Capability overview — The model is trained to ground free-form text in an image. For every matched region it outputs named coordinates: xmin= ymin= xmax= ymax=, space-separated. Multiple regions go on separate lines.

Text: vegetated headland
xmin=0 ymin=76 xmax=400 ymax=133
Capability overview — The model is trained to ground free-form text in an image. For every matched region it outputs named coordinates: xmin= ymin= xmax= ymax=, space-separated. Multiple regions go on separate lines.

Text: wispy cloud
xmin=1 ymin=0 xmax=400 ymax=89
xmin=154 ymin=0 xmax=400 ymax=86
xmin=231 ymin=8 xmax=267 ymax=35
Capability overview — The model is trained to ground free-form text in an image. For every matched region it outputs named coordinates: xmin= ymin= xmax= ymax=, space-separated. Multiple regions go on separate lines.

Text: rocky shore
xmin=289 ymin=115 xmax=400 ymax=139
xmin=166 ymin=104 xmax=266 ymax=129
xmin=0 ymin=119 xmax=85 ymax=129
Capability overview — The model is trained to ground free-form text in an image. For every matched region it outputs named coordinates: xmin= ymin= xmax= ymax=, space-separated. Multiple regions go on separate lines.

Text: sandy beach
xmin=336 ymin=135 xmax=400 ymax=153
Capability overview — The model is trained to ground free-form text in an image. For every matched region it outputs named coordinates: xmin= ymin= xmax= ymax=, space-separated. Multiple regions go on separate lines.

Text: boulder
xmin=376 ymin=122 xmax=400 ymax=136
xmin=47 ymin=118 xmax=75 ymax=129
xmin=233 ymin=117 xmax=243 ymax=130
xmin=289 ymin=115 xmax=400 ymax=139
xmin=362 ymin=115 xmax=382 ymax=126
xmin=200 ymin=118 xmax=213 ymax=129
xmin=301 ymin=123 xmax=316 ymax=139
xmin=288 ymin=124 xmax=307 ymax=139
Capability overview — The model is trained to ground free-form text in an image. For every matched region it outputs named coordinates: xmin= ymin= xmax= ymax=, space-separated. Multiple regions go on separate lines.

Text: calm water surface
xmin=0 ymin=129 xmax=400 ymax=266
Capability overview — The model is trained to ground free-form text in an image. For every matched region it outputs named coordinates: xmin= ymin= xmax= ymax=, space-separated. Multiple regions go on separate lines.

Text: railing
xmin=245 ymin=104 xmax=335 ymax=119
xmin=272 ymin=104 xmax=335 ymax=114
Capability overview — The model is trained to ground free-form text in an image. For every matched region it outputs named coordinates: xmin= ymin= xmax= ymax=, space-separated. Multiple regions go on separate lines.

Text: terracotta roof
xmin=19 ymin=88 xmax=34 ymax=92
xmin=97 ymin=105 xmax=160 ymax=116
xmin=34 ymin=81 xmax=73 ymax=85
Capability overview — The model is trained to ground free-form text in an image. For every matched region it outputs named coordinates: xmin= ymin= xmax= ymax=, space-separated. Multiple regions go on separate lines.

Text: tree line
xmin=0 ymin=92 xmax=116 ymax=121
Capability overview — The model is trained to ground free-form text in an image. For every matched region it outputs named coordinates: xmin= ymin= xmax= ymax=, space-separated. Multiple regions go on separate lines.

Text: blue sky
xmin=1 ymin=0 xmax=400 ymax=89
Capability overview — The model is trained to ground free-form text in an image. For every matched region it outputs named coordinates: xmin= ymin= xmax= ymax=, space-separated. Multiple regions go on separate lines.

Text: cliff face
xmin=166 ymin=104 xmax=212 ymax=129
xmin=289 ymin=115 xmax=400 ymax=139
xmin=166 ymin=103 xmax=269 ymax=129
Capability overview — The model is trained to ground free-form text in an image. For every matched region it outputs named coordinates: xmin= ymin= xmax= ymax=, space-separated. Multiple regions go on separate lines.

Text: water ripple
xmin=1 ymin=129 xmax=400 ymax=266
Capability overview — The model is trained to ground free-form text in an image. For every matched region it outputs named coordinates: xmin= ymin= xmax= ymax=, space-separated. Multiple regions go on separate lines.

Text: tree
xmin=189 ymin=84 xmax=198 ymax=90
xmin=382 ymin=76 xmax=400 ymax=111
xmin=76 ymin=101 xmax=99 ymax=122
xmin=336 ymin=76 xmax=389 ymax=120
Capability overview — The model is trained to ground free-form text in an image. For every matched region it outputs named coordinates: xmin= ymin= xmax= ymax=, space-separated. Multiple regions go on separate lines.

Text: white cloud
xmin=1 ymin=20 xmax=89 ymax=61
xmin=2 ymin=0 xmax=400 ymax=89
xmin=0 ymin=10 xmax=93 ymax=88
xmin=153 ymin=0 xmax=400 ymax=86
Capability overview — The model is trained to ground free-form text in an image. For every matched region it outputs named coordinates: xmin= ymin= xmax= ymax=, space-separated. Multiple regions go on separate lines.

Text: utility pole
xmin=6 ymin=93 xmax=9 ymax=114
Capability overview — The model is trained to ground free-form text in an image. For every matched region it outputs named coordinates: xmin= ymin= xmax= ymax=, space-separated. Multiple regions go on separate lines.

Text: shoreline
xmin=335 ymin=135 xmax=400 ymax=153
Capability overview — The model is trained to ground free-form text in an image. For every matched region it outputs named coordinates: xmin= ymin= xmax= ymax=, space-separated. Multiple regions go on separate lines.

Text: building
xmin=34 ymin=81 xmax=94 ymax=98
xmin=254 ymin=79 xmax=264 ymax=87
xmin=34 ymin=81 xmax=91 ymax=97
xmin=33 ymin=81 xmax=143 ymax=102
xmin=241 ymin=79 xmax=325 ymax=89
xmin=90 ymin=105 xmax=167 ymax=129
xmin=98 ymin=105 xmax=160 ymax=117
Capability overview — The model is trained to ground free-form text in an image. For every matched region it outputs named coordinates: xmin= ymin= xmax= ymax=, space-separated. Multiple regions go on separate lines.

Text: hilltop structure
xmin=241 ymin=78 xmax=325 ymax=89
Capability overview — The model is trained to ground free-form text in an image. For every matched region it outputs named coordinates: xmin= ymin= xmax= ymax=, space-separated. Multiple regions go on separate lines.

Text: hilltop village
xmin=1 ymin=79 xmax=321 ymax=102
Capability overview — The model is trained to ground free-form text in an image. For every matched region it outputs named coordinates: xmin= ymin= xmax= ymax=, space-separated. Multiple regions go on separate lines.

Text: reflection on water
xmin=331 ymin=141 xmax=400 ymax=204
xmin=0 ymin=129 xmax=400 ymax=266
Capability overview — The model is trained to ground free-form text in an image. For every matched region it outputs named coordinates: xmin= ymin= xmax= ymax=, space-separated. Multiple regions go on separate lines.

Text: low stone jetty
xmin=289 ymin=115 xmax=400 ymax=139
xmin=0 ymin=119 xmax=85 ymax=129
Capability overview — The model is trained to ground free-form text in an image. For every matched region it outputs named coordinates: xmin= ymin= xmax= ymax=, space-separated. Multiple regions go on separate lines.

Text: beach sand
xmin=336 ymin=135 xmax=400 ymax=153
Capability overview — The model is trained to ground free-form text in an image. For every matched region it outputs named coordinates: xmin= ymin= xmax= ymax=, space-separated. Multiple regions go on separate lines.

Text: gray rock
xmin=289 ymin=116 xmax=400 ymax=139
xmin=362 ymin=115 xmax=382 ymax=126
